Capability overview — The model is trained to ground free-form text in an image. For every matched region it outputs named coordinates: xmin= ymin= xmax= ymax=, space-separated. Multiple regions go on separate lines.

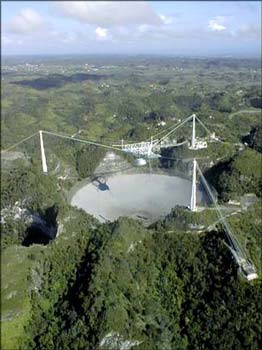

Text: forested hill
xmin=1 ymin=154 xmax=261 ymax=349
xmin=20 ymin=218 xmax=262 ymax=350
xmin=205 ymin=148 xmax=262 ymax=202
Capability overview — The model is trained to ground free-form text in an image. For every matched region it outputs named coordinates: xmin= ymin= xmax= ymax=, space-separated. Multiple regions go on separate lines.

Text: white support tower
xmin=147 ymin=136 xmax=153 ymax=157
xmin=189 ymin=114 xmax=207 ymax=150
xmin=190 ymin=158 xmax=197 ymax=211
xmin=191 ymin=113 xmax=196 ymax=149
xmin=39 ymin=130 xmax=48 ymax=173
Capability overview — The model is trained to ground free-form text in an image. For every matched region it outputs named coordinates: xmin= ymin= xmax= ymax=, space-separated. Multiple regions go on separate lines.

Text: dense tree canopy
xmin=205 ymin=148 xmax=262 ymax=201
xmin=1 ymin=56 xmax=261 ymax=350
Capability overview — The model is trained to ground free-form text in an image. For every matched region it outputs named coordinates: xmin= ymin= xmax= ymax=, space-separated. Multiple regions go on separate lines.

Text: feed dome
xmin=134 ymin=158 xmax=147 ymax=166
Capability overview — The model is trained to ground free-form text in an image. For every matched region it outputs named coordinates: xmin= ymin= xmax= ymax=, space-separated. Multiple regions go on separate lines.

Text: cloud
xmin=52 ymin=1 xmax=162 ymax=26
xmin=95 ymin=27 xmax=108 ymax=39
xmin=208 ymin=16 xmax=226 ymax=32
xmin=7 ymin=8 xmax=44 ymax=33
xmin=159 ymin=14 xmax=174 ymax=25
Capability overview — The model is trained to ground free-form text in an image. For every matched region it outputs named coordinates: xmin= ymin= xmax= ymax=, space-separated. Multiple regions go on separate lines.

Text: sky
xmin=1 ymin=1 xmax=261 ymax=57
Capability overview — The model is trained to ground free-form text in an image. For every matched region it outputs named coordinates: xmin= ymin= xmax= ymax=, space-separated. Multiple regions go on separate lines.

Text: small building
xmin=241 ymin=194 xmax=258 ymax=210
xmin=188 ymin=138 xmax=207 ymax=149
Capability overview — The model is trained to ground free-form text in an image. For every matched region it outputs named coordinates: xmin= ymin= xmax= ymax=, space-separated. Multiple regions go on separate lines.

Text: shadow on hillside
xmin=11 ymin=73 xmax=110 ymax=90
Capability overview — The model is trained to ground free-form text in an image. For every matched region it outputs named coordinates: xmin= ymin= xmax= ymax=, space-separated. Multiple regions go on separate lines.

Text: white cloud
xmin=95 ymin=27 xmax=108 ymax=39
xmin=52 ymin=1 xmax=162 ymax=26
xmin=208 ymin=16 xmax=226 ymax=32
xmin=159 ymin=14 xmax=173 ymax=25
xmin=7 ymin=8 xmax=44 ymax=33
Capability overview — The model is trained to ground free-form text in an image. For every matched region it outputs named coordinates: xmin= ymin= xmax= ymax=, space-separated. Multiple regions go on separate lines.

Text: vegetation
xmin=1 ymin=56 xmax=261 ymax=350
xmin=76 ymin=144 xmax=106 ymax=178
xmin=20 ymin=220 xmax=262 ymax=350
xmin=205 ymin=148 xmax=262 ymax=201
xmin=244 ymin=125 xmax=262 ymax=153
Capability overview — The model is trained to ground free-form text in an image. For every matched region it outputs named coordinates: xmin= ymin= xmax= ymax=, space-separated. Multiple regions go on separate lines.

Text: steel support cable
xmin=64 ymin=131 xmax=123 ymax=146
xmin=146 ymin=120 xmax=188 ymax=141
xmin=1 ymin=132 xmax=39 ymax=153
xmin=153 ymin=114 xmax=210 ymax=142
xmin=197 ymin=163 xmax=240 ymax=250
xmin=195 ymin=115 xmax=213 ymax=136
xmin=42 ymin=130 xmax=123 ymax=152
xmin=106 ymin=115 xmax=193 ymax=146
xmin=197 ymin=167 xmax=239 ymax=251
xmin=73 ymin=135 xmax=117 ymax=146
xmin=196 ymin=163 xmax=245 ymax=258
xmin=113 ymin=139 xmax=153 ymax=147
xmin=158 ymin=153 xmax=210 ymax=164
xmin=154 ymin=115 xmax=193 ymax=146
xmin=195 ymin=115 xmax=223 ymax=144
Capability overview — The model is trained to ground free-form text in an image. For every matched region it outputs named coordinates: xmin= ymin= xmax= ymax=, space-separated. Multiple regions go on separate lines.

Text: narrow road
xmin=206 ymin=210 xmax=242 ymax=232
xmin=228 ymin=109 xmax=261 ymax=120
